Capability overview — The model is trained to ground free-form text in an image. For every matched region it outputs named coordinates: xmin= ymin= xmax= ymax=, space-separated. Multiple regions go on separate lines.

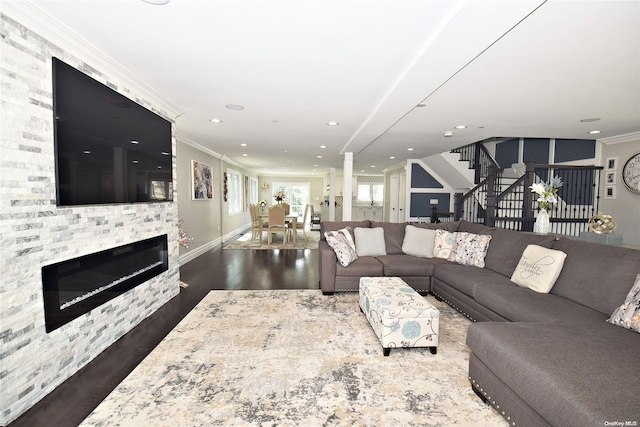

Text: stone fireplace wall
xmin=0 ymin=12 xmax=180 ymax=425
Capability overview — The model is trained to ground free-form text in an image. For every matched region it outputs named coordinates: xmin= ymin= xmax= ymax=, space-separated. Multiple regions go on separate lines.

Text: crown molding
xmin=178 ymin=135 xmax=223 ymax=160
xmin=599 ymin=131 xmax=640 ymax=145
xmin=1 ymin=1 xmax=184 ymax=120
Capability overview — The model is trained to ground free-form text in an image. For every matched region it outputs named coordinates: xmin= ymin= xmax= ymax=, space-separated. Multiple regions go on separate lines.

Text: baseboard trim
xmin=178 ymin=223 xmax=252 ymax=266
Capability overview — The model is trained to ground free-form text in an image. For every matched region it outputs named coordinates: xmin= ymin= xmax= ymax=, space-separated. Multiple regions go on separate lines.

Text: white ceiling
xmin=10 ymin=0 xmax=640 ymax=176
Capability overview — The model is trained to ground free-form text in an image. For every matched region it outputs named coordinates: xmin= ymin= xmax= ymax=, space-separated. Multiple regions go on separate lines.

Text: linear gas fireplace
xmin=42 ymin=235 xmax=168 ymax=332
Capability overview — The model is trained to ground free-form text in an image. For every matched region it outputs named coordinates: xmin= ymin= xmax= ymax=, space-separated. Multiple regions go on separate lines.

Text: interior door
xmin=389 ymin=174 xmax=399 ymax=222
xmin=398 ymin=172 xmax=406 ymax=222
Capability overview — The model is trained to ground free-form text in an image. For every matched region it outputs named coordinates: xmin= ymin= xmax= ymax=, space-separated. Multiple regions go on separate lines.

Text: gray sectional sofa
xmin=319 ymin=219 xmax=640 ymax=427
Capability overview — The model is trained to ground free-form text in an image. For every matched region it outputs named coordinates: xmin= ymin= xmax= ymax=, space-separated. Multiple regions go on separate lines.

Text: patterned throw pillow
xmin=448 ymin=232 xmax=492 ymax=268
xmin=324 ymin=227 xmax=356 ymax=251
xmin=433 ymin=230 xmax=457 ymax=259
xmin=325 ymin=234 xmax=358 ymax=267
xmin=510 ymin=244 xmax=567 ymax=293
xmin=608 ymin=274 xmax=640 ymax=334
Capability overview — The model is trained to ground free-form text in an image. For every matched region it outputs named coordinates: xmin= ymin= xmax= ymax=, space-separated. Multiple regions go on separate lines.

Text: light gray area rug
xmin=81 ymin=290 xmax=506 ymax=427
xmin=224 ymin=231 xmax=319 ymax=250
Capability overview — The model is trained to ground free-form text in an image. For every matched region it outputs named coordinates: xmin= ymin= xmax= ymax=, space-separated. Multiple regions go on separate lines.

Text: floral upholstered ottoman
xmin=359 ymin=277 xmax=439 ymax=356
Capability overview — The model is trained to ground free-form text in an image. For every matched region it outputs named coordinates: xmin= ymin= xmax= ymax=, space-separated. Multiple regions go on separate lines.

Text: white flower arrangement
xmin=273 ymin=191 xmax=286 ymax=202
xmin=530 ymin=176 xmax=563 ymax=210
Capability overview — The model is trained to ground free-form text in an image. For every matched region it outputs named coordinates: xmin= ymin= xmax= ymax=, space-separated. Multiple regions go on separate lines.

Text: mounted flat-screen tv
xmin=52 ymin=57 xmax=173 ymax=206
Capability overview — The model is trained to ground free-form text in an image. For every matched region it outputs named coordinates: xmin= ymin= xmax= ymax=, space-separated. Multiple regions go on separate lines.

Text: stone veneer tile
xmin=0 ymin=12 xmax=180 ymax=425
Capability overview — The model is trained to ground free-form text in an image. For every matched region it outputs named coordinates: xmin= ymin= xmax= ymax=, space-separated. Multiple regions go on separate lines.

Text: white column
xmin=342 ymin=152 xmax=353 ymax=220
xmin=329 ymin=168 xmax=336 ymax=221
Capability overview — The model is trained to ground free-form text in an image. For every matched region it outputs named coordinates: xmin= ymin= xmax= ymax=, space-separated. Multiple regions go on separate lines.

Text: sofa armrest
xmin=319 ymin=240 xmax=338 ymax=294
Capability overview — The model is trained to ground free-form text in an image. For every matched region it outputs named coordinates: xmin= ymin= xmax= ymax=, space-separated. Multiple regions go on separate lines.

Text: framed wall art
xmin=604 ymin=186 xmax=616 ymax=199
xmin=605 ymin=171 xmax=617 ymax=185
xmin=192 ymin=160 xmax=213 ymax=200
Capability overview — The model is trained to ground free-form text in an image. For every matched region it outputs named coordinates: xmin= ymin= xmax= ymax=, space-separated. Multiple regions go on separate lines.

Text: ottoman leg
xmin=429 ymin=346 xmax=437 ymax=355
xmin=383 ymin=348 xmax=390 ymax=357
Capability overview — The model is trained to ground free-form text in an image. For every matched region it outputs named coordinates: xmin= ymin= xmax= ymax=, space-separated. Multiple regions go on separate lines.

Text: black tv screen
xmin=52 ymin=57 xmax=173 ymax=206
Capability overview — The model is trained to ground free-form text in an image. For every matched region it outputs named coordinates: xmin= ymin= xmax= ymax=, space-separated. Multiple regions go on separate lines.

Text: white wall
xmin=599 ymin=133 xmax=640 ymax=246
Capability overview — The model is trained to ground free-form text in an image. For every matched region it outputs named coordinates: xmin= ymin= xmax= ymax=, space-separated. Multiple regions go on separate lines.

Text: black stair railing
xmin=452 ymin=160 xmax=603 ymax=235
xmin=450 ymin=140 xmax=501 ymax=184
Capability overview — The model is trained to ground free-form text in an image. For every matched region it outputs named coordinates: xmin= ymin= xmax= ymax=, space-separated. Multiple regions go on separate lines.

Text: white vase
xmin=534 ymin=208 xmax=550 ymax=234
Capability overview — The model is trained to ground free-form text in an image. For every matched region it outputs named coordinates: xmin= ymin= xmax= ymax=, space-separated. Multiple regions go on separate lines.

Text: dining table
xmin=260 ymin=214 xmax=298 ymax=243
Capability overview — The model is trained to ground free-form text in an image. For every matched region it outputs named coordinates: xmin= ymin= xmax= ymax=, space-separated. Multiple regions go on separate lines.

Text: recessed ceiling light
xmin=83 ymin=150 xmax=91 ymax=154
xmin=320 ymin=145 xmax=327 ymax=149
xmin=240 ymin=143 xmax=247 ymax=147
xmin=132 ymin=160 xmax=139 ymax=164
xmin=242 ymin=154 xmax=248 ymax=157
xmin=226 ymin=104 xmax=244 ymax=111
xmin=455 ymin=125 xmax=467 ymax=129
xmin=444 ymin=131 xmax=453 ymax=137
xmin=580 ymin=118 xmax=601 ymax=123
xmin=370 ymin=165 xmax=376 ymax=168
xmin=317 ymin=155 xmax=323 ymax=159
xmin=161 ymin=152 xmax=170 ymax=156
xmin=588 ymin=130 xmax=601 ymax=135
xmin=131 ymin=140 xmax=139 ymax=144
xmin=210 ymin=118 xmax=222 ymax=123
xmin=157 ymin=165 xmax=162 ymax=169
xmin=407 ymin=148 xmax=414 ymax=151
xmin=314 ymin=164 xmax=319 ymax=167
xmin=390 ymin=156 xmax=396 ymax=159
xmin=327 ymin=121 xmax=339 ymax=126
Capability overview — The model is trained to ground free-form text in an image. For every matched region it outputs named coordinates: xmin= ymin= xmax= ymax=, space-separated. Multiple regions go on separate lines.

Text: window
xmin=273 ymin=182 xmax=310 ymax=216
xmin=249 ymin=177 xmax=258 ymax=204
xmin=357 ymin=184 xmax=384 ymax=202
xmin=227 ymin=169 xmax=242 ymax=214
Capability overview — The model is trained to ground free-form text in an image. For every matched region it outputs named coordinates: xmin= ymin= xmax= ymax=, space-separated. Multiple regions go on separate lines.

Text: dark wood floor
xmin=9 ymin=244 xmax=319 ymax=427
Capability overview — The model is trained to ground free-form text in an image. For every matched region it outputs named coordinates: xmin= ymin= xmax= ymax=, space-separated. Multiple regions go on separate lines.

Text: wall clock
xmin=622 ymin=152 xmax=640 ymax=194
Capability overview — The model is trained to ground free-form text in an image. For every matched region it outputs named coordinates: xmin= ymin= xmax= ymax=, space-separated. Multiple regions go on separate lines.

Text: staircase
xmin=448 ymin=142 xmax=603 ymax=236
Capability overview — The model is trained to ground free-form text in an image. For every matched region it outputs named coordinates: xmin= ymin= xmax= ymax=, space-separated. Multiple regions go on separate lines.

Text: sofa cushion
xmin=608 ymin=273 xmax=640 ymax=333
xmin=325 ymin=234 xmax=358 ymax=267
xmin=483 ymin=228 xmax=556 ymax=277
xmin=354 ymin=227 xmax=387 ymax=257
xmin=320 ymin=220 xmax=370 ymax=241
xmin=457 ymin=220 xmax=495 ymax=234
xmin=433 ymin=230 xmax=457 ymax=259
xmin=433 ymin=263 xmax=514 ymax=299
xmin=377 ymin=254 xmax=447 ymax=277
xmin=474 ymin=282 xmax=608 ymax=323
xmin=510 ymin=244 xmax=567 ymax=293
xmin=401 ymin=225 xmax=436 ymax=258
xmin=412 ymin=220 xmax=460 ymax=232
xmin=371 ymin=221 xmax=406 ymax=254
xmin=449 ymin=232 xmax=492 ymax=268
xmin=335 ymin=256 xmax=384 ymax=277
xmin=466 ymin=321 xmax=640 ymax=426
xmin=550 ymin=237 xmax=640 ymax=315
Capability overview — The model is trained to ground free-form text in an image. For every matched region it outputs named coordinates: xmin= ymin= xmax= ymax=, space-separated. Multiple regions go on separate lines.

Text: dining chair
xmin=293 ymin=203 xmax=310 ymax=242
xmin=267 ymin=205 xmax=288 ymax=245
xmin=280 ymin=202 xmax=290 ymax=215
xmin=250 ymin=204 xmax=264 ymax=242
